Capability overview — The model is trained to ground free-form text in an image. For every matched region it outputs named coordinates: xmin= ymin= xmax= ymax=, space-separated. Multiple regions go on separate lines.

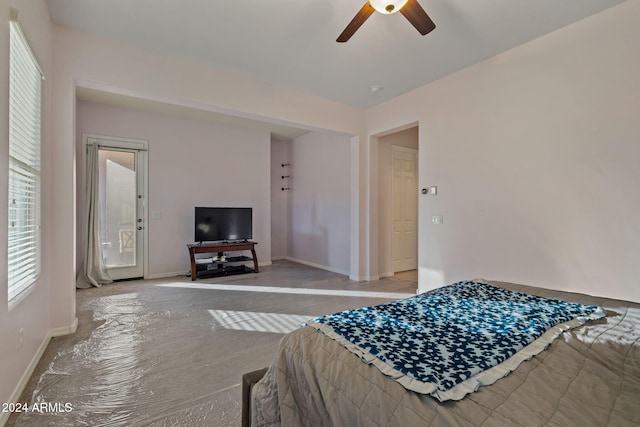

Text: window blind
xmin=8 ymin=17 xmax=42 ymax=303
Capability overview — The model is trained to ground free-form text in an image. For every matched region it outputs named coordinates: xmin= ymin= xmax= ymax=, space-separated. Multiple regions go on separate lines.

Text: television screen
xmin=195 ymin=207 xmax=252 ymax=243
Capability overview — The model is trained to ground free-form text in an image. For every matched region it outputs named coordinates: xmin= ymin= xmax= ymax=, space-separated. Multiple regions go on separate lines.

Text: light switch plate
xmin=432 ymin=215 xmax=443 ymax=224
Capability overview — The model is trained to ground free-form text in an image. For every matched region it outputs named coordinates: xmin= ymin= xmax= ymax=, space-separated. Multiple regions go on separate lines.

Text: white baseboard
xmin=285 ymin=257 xmax=349 ymax=277
xmin=146 ymin=271 xmax=190 ymax=280
xmin=1 ymin=331 xmax=52 ymax=426
xmin=349 ymin=274 xmax=380 ymax=281
xmin=146 ymin=262 xmax=271 ymax=280
xmin=1 ymin=317 xmax=79 ymax=426
xmin=51 ymin=317 xmax=78 ymax=337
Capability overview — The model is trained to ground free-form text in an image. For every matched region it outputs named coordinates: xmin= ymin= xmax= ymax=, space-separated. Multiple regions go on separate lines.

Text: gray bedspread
xmin=250 ymin=281 xmax=640 ymax=426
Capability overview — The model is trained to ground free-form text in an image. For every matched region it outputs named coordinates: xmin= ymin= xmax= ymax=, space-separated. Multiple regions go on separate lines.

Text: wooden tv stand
xmin=187 ymin=241 xmax=259 ymax=281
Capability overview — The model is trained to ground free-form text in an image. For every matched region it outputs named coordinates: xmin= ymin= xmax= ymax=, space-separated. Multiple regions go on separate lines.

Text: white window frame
xmin=8 ymin=10 xmax=43 ymax=307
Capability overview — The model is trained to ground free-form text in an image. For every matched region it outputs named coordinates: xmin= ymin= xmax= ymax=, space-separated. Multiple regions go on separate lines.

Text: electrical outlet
xmin=18 ymin=328 xmax=24 ymax=351
xmin=432 ymin=215 xmax=443 ymax=225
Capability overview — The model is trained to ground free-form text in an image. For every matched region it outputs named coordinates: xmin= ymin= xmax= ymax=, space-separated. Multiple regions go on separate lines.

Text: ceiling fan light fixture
xmin=369 ymin=0 xmax=409 ymax=14
xmin=337 ymin=0 xmax=434 ymax=43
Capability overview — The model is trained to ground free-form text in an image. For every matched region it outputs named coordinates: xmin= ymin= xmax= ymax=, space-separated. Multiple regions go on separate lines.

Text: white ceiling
xmin=48 ymin=0 xmax=625 ymax=135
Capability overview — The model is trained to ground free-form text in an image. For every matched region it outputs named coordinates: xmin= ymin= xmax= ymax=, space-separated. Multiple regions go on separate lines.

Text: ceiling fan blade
xmin=337 ymin=2 xmax=375 ymax=43
xmin=400 ymin=0 xmax=436 ymax=35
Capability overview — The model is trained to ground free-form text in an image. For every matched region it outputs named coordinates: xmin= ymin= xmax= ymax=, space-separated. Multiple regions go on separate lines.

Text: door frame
xmin=391 ymin=145 xmax=418 ymax=273
xmin=81 ymin=133 xmax=149 ymax=280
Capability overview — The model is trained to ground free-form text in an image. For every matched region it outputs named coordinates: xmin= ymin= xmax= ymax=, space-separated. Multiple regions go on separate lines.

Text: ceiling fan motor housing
xmin=369 ymin=0 xmax=409 ymax=14
xmin=337 ymin=0 xmax=435 ymax=43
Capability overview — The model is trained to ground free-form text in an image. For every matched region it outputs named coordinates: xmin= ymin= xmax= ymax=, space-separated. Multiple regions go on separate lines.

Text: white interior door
xmin=86 ymin=136 xmax=147 ymax=280
xmin=392 ymin=146 xmax=418 ymax=272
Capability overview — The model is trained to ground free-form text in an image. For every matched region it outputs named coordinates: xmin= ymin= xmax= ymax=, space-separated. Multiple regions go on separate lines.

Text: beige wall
xmin=288 ymin=132 xmax=352 ymax=275
xmin=3 ymin=0 xmax=638 ymax=412
xmin=0 ymin=0 xmax=54 ymax=414
xmin=366 ymin=1 xmax=640 ymax=301
xmin=75 ymin=101 xmax=273 ymax=277
xmin=49 ymin=23 xmax=367 ymax=333
xmin=271 ymin=138 xmax=290 ymax=260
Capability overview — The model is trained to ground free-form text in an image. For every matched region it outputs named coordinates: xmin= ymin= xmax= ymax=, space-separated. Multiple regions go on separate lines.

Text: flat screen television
xmin=194 ymin=207 xmax=252 ymax=243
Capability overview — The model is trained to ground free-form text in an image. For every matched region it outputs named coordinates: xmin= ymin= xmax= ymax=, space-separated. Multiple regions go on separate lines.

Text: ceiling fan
xmin=337 ymin=0 xmax=436 ymax=43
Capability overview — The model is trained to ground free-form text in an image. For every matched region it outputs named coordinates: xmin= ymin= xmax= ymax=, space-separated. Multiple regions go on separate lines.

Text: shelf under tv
xmin=187 ymin=241 xmax=259 ymax=281
xmin=196 ymin=264 xmax=255 ymax=279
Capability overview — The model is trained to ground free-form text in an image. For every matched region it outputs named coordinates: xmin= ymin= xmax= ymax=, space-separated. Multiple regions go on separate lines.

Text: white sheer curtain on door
xmin=77 ymin=143 xmax=112 ymax=288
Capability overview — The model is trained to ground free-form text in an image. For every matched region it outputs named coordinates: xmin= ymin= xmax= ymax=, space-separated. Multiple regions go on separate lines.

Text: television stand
xmin=187 ymin=241 xmax=259 ymax=281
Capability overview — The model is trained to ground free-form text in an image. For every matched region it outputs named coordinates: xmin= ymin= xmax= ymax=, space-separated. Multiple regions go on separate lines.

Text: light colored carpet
xmin=8 ymin=261 xmax=417 ymax=426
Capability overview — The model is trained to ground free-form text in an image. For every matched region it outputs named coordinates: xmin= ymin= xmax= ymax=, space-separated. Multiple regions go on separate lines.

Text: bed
xmin=244 ymin=280 xmax=640 ymax=426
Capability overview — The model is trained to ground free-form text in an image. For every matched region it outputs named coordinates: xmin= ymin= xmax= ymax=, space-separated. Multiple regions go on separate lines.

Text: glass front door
xmin=89 ymin=136 xmax=146 ymax=280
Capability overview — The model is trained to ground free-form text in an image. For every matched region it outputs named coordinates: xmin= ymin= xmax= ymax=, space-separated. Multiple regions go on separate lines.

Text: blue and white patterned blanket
xmin=307 ymin=280 xmax=605 ymax=401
